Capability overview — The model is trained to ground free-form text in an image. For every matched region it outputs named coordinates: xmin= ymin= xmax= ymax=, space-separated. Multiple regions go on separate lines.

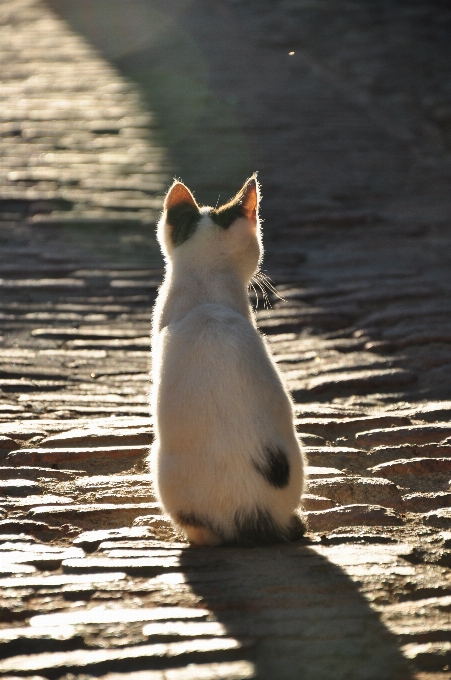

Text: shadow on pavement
xmin=179 ymin=542 xmax=414 ymax=680
xmin=47 ymin=0 xmax=451 ymax=231
xmin=46 ymin=0 xmax=256 ymax=209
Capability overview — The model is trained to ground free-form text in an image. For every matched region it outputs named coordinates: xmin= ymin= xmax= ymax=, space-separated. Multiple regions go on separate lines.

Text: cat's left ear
xmin=164 ymin=181 xmax=198 ymax=212
xmin=161 ymin=181 xmax=201 ymax=250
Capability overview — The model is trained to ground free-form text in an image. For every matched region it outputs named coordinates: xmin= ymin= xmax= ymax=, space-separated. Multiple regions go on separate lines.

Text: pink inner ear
xmin=241 ymin=180 xmax=258 ymax=221
xmin=164 ymin=182 xmax=198 ymax=211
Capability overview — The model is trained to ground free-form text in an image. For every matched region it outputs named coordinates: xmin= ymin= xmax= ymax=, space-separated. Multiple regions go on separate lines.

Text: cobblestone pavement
xmin=2 ymin=1 xmax=451 ymax=678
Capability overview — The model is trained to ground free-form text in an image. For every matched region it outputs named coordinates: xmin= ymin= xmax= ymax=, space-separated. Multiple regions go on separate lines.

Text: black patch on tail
xmin=177 ymin=511 xmax=209 ymax=528
xmin=254 ymin=446 xmax=290 ymax=488
xmin=288 ymin=513 xmax=306 ymax=541
xmin=167 ymin=202 xmax=201 ymax=246
xmin=177 ymin=509 xmax=306 ymax=547
xmin=210 ymin=203 xmax=244 ymax=229
xmin=231 ymin=508 xmax=305 ymax=547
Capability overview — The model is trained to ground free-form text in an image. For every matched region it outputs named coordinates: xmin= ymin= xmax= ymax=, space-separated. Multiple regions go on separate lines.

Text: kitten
xmin=149 ymin=175 xmax=306 ymax=546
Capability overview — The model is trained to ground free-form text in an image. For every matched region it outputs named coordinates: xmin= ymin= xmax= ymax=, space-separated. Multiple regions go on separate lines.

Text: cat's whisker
xmin=249 ymin=280 xmax=260 ymax=311
xmin=254 ymin=270 xmax=286 ymax=302
xmin=251 ymin=274 xmax=272 ymax=312
xmin=255 ymin=270 xmax=278 ymax=293
xmin=254 ymin=277 xmax=271 ymax=311
xmin=253 ymin=271 xmax=279 ymax=310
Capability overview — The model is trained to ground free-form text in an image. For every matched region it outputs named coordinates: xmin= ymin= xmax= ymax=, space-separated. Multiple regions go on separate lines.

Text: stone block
xmin=297 ymin=433 xmax=325 ymax=445
xmin=7 ymin=445 xmax=149 ymax=466
xmin=73 ymin=526 xmax=157 ymax=550
xmin=131 ymin=515 xmax=178 ymax=540
xmin=295 ymin=415 xmax=411 ymax=438
xmin=402 ymin=492 xmax=451 ymax=512
xmin=367 ymin=444 xmax=451 ymax=466
xmin=304 ymin=369 xmax=417 ymax=394
xmin=97 ymin=540 xmax=187 ymax=551
xmin=320 ymin=532 xmax=397 ymax=545
xmin=423 ymin=509 xmax=451 ymax=529
xmin=0 ymin=467 xmax=80 ymax=480
xmin=0 ymin=436 xmax=17 ymax=449
xmin=307 ymin=476 xmax=403 ymax=509
xmin=0 ymin=564 xmax=37 ymax=575
xmin=28 ymin=503 xmax=161 ymax=529
xmin=302 ymin=494 xmax=337 ymax=510
xmin=0 ymin=534 xmax=39 ymax=543
xmin=0 ymin=572 xmax=127 ymax=590
xmin=303 ymin=504 xmax=404 ymax=532
xmin=356 ymin=424 xmax=451 ymax=448
xmin=0 ymin=519 xmax=68 ymax=537
xmin=303 ymin=446 xmax=365 ymax=467
xmin=0 ymin=638 xmax=251 ymax=675
xmin=87 ymin=661 xmax=255 ymax=680
xmin=0 ymin=479 xmax=41 ymax=497
xmin=74 ymin=474 xmax=155 ymax=504
xmin=30 ymin=606 xmax=210 ymax=627
xmin=371 ymin=458 xmax=451 ymax=477
xmin=8 ymin=494 xmax=74 ymax=508
xmin=402 ymin=642 xmax=451 ymax=671
xmin=0 ymin=676 xmax=46 ymax=680
xmin=41 ymin=428 xmax=153 ymax=447
xmin=305 ymin=466 xmax=345 ymax=478
xmin=0 ymin=545 xmax=84 ymax=570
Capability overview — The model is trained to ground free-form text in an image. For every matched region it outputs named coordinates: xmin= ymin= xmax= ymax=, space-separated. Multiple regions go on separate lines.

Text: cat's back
xmin=164 ymin=301 xmax=256 ymax=349
xmin=157 ymin=300 xmax=273 ymax=386
xmin=156 ymin=299 xmax=288 ymax=430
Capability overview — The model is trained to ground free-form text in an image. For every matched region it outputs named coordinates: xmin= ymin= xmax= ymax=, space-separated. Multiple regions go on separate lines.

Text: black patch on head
xmin=167 ymin=202 xmax=201 ymax=246
xmin=210 ymin=202 xmax=244 ymax=229
xmin=176 ymin=511 xmax=208 ymax=528
xmin=254 ymin=446 xmax=290 ymax=488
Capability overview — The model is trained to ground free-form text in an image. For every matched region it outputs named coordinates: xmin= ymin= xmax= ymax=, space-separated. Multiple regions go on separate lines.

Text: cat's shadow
xmin=178 ymin=540 xmax=414 ymax=680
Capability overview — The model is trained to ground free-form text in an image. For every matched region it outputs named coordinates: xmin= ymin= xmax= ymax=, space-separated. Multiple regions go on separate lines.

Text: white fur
xmin=149 ymin=180 xmax=305 ymax=545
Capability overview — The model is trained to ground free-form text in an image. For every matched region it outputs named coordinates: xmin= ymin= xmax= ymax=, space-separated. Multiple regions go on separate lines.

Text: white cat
xmin=149 ymin=175 xmax=306 ymax=546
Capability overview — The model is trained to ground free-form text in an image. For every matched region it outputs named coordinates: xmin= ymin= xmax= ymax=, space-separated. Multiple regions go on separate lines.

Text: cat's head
xmin=157 ymin=175 xmax=262 ymax=284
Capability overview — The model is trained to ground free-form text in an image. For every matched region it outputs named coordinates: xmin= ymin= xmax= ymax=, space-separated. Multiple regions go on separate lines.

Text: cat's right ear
xmin=160 ymin=181 xmax=201 ymax=250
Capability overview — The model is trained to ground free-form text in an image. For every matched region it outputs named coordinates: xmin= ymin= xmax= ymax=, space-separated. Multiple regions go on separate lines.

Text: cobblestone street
xmin=2 ymin=1 xmax=451 ymax=678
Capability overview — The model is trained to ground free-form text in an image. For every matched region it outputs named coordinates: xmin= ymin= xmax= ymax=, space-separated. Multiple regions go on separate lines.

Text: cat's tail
xmin=287 ymin=511 xmax=306 ymax=541
xmin=176 ymin=508 xmax=306 ymax=547
xmin=231 ymin=508 xmax=306 ymax=547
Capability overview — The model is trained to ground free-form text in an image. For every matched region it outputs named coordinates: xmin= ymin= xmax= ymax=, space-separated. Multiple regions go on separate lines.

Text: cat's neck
xmin=156 ymin=259 xmax=254 ymax=331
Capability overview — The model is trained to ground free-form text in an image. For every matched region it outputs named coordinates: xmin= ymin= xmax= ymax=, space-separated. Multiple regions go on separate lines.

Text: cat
xmin=149 ymin=175 xmax=306 ymax=546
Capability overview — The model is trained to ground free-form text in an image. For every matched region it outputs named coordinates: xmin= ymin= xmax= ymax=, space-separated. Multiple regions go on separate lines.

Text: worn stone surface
xmin=371 ymin=458 xmax=451 ymax=478
xmin=356 ymin=425 xmax=451 ymax=449
xmin=96 ymin=664 xmax=256 ymax=680
xmin=402 ymin=493 xmax=451 ymax=513
xmin=307 ymin=476 xmax=404 ymax=510
xmin=0 ymin=479 xmax=41 ymax=497
xmin=40 ymin=428 xmax=153 ymax=447
xmin=423 ymin=510 xmax=451 ymax=530
xmin=7 ymin=445 xmax=149 ymax=467
xmin=303 ymin=504 xmax=404 ymax=532
xmin=302 ymin=494 xmax=337 ymax=511
xmin=29 ymin=503 xmax=161 ymax=529
xmin=295 ymin=416 xmax=411 ymax=439
xmin=0 ymin=0 xmax=451 ymax=678
xmin=0 ymin=436 xmax=17 ymax=450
